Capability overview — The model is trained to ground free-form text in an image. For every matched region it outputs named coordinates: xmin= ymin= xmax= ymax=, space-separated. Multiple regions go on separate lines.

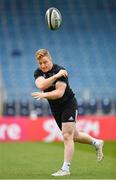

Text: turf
xmin=0 ymin=141 xmax=116 ymax=179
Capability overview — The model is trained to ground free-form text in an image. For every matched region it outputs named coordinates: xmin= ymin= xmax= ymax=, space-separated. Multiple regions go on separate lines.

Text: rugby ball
xmin=45 ymin=7 xmax=62 ymax=30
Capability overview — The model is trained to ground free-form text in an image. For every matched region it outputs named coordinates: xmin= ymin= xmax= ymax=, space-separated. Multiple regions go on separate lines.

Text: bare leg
xmin=74 ymin=130 xmax=95 ymax=144
xmin=52 ymin=122 xmax=75 ymax=176
xmin=62 ymin=122 xmax=75 ymax=163
xmin=73 ymin=127 xmax=104 ymax=162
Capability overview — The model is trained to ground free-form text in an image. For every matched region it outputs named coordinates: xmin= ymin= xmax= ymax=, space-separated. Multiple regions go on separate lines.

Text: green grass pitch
xmin=0 ymin=141 xmax=116 ymax=179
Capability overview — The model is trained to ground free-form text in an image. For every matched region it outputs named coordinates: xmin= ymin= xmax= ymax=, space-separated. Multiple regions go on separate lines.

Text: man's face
xmin=37 ymin=56 xmax=53 ymax=72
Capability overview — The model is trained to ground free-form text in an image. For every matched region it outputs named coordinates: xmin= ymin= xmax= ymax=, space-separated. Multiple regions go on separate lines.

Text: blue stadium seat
xmin=3 ymin=100 xmax=17 ymax=116
xmin=78 ymin=98 xmax=85 ymax=115
xmin=19 ymin=100 xmax=30 ymax=116
xmin=101 ymin=98 xmax=112 ymax=114
xmin=85 ymin=98 xmax=98 ymax=114
xmin=0 ymin=0 xmax=116 ymax=115
xmin=33 ymin=100 xmax=44 ymax=116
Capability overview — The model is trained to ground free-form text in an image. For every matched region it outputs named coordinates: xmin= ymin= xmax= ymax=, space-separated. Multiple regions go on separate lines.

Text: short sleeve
xmin=34 ymin=69 xmax=42 ymax=80
xmin=55 ymin=65 xmax=68 ymax=84
xmin=57 ymin=76 xmax=68 ymax=84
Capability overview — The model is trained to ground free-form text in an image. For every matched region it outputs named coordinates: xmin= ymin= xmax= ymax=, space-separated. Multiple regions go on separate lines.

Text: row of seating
xmin=3 ymin=98 xmax=116 ymax=116
xmin=0 ymin=0 xmax=116 ymax=110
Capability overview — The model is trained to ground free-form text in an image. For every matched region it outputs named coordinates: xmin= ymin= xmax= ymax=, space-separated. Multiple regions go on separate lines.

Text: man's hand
xmin=31 ymin=92 xmax=45 ymax=100
xmin=55 ymin=70 xmax=68 ymax=79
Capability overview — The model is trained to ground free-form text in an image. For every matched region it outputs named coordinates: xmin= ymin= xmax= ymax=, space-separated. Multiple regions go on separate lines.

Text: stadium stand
xmin=0 ymin=0 xmax=116 ymax=115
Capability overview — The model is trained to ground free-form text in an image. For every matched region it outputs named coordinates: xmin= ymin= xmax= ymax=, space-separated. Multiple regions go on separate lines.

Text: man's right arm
xmin=35 ymin=69 xmax=68 ymax=91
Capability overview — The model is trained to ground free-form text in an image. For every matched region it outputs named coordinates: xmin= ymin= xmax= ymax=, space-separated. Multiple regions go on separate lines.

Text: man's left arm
xmin=32 ymin=81 xmax=66 ymax=100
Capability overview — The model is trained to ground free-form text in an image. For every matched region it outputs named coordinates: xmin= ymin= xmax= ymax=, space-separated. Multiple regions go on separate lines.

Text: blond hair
xmin=35 ymin=49 xmax=51 ymax=60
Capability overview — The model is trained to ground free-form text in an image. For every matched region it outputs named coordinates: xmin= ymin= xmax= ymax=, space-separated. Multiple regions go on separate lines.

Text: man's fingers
xmin=63 ymin=71 xmax=68 ymax=77
xmin=33 ymin=96 xmax=41 ymax=100
xmin=33 ymin=96 xmax=39 ymax=99
xmin=31 ymin=92 xmax=39 ymax=96
xmin=32 ymin=96 xmax=41 ymax=100
xmin=63 ymin=72 xmax=68 ymax=77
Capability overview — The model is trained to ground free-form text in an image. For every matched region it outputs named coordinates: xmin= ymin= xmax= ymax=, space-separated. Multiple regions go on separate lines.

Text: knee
xmin=74 ymin=131 xmax=79 ymax=142
xmin=63 ymin=132 xmax=73 ymax=144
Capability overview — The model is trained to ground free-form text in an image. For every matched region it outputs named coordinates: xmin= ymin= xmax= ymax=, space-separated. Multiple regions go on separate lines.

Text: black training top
xmin=34 ymin=64 xmax=75 ymax=112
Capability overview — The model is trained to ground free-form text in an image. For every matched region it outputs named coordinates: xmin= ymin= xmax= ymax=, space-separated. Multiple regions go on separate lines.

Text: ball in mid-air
xmin=45 ymin=7 xmax=62 ymax=30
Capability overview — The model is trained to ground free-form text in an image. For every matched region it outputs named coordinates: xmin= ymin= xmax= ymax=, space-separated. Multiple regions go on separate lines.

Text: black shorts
xmin=52 ymin=97 xmax=78 ymax=130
